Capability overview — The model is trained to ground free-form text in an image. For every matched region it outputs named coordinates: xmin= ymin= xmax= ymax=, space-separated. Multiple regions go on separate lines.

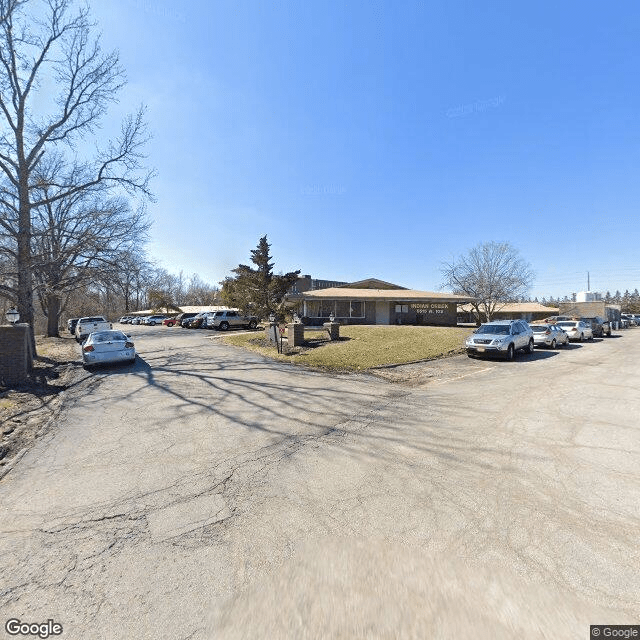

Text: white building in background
xmin=576 ymin=291 xmax=602 ymax=302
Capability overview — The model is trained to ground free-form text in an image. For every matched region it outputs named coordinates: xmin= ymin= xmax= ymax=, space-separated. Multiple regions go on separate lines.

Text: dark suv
xmin=67 ymin=318 xmax=79 ymax=334
xmin=465 ymin=320 xmax=534 ymax=360
xmin=580 ymin=316 xmax=611 ymax=338
xmin=176 ymin=312 xmax=198 ymax=327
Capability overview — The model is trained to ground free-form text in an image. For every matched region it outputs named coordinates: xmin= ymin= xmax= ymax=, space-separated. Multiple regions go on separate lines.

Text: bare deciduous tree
xmin=30 ymin=180 xmax=151 ymax=336
xmin=0 ymin=0 xmax=153 ymax=351
xmin=441 ymin=241 xmax=534 ymax=322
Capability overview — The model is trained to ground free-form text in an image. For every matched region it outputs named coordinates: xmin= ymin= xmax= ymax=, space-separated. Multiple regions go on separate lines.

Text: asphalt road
xmin=1 ymin=326 xmax=639 ymax=639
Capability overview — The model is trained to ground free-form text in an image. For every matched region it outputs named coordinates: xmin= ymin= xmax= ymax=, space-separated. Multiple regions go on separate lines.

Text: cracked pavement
xmin=0 ymin=326 xmax=639 ymax=639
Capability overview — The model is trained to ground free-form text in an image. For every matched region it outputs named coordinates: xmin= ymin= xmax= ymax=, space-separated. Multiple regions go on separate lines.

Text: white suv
xmin=465 ymin=320 xmax=534 ymax=360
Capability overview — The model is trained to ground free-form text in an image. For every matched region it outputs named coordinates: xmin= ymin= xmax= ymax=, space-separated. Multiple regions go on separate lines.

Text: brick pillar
xmin=0 ymin=324 xmax=33 ymax=385
xmin=323 ymin=322 xmax=340 ymax=341
xmin=288 ymin=323 xmax=304 ymax=347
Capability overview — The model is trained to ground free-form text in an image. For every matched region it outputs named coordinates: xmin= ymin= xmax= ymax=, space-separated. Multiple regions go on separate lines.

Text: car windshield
xmin=92 ymin=331 xmax=126 ymax=342
xmin=477 ymin=324 xmax=510 ymax=335
xmin=531 ymin=326 xmax=548 ymax=332
xmin=557 ymin=322 xmax=577 ymax=328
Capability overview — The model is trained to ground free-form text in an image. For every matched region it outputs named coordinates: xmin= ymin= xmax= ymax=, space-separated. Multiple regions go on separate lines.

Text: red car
xmin=163 ymin=316 xmax=178 ymax=327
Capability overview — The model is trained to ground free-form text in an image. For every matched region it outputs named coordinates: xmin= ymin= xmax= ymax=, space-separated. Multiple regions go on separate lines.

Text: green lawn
xmin=220 ymin=325 xmax=474 ymax=371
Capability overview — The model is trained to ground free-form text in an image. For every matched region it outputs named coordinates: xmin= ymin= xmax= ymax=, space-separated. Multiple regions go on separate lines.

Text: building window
xmin=305 ymin=300 xmax=365 ymax=318
xmin=350 ymin=301 xmax=364 ymax=317
xmin=320 ymin=301 xmax=334 ymax=317
xmin=336 ymin=301 xmax=350 ymax=317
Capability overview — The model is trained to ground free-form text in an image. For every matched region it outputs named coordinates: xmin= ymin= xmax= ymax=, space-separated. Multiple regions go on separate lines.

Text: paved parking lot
xmin=0 ymin=326 xmax=638 ymax=638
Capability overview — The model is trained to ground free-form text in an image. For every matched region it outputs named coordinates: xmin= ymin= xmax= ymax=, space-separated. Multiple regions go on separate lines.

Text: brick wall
xmin=558 ymin=301 xmax=606 ymax=317
xmin=0 ymin=324 xmax=33 ymax=385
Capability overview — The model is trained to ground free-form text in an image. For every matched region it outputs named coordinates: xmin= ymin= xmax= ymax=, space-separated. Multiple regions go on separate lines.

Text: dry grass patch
xmin=221 ymin=325 xmax=474 ymax=371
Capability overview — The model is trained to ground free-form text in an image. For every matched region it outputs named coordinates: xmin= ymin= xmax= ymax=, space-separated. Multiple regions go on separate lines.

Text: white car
xmin=530 ymin=323 xmax=570 ymax=348
xmin=556 ymin=320 xmax=593 ymax=342
xmin=143 ymin=314 xmax=168 ymax=326
xmin=82 ymin=330 xmax=136 ymax=368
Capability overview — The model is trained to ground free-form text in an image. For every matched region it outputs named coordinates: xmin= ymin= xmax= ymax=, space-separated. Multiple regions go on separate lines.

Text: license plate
xmin=476 ymin=347 xmax=485 ymax=352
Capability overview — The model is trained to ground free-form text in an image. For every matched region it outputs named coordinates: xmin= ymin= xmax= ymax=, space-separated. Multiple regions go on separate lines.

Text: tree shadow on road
xmin=73 ymin=344 xmax=545 ymax=480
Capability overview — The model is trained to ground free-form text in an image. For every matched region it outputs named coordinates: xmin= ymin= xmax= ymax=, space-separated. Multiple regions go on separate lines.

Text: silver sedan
xmin=556 ymin=320 xmax=593 ymax=342
xmin=82 ymin=330 xmax=136 ymax=368
xmin=530 ymin=323 xmax=570 ymax=348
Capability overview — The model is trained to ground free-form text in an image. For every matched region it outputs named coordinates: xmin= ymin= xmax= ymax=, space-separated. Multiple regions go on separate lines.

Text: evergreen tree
xmin=221 ymin=236 xmax=300 ymax=319
xmin=631 ymin=289 xmax=640 ymax=313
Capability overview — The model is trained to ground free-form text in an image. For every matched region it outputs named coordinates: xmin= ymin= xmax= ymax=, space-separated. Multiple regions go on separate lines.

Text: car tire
xmin=526 ymin=339 xmax=534 ymax=354
xmin=551 ymin=339 xmax=556 ymax=349
xmin=505 ymin=344 xmax=515 ymax=361
xmin=248 ymin=320 xmax=257 ymax=330
xmin=589 ymin=334 xmax=594 ymax=341
xmin=219 ymin=321 xmax=229 ymax=331
xmin=579 ymin=333 xmax=584 ymax=342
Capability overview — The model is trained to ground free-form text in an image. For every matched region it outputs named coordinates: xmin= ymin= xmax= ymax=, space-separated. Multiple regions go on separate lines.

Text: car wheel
xmin=551 ymin=339 xmax=556 ymax=349
xmin=248 ymin=319 xmax=257 ymax=330
xmin=219 ymin=321 xmax=229 ymax=331
xmin=579 ymin=333 xmax=584 ymax=342
xmin=505 ymin=344 xmax=515 ymax=361
xmin=526 ymin=339 xmax=534 ymax=354
xmin=589 ymin=333 xmax=594 ymax=341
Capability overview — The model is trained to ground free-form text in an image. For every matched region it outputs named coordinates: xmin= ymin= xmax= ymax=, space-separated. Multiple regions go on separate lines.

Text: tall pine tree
xmin=221 ymin=236 xmax=300 ymax=319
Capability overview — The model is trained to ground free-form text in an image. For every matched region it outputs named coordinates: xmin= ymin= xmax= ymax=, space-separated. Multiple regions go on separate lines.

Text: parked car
xmin=163 ymin=316 xmax=178 ymax=327
xmin=555 ymin=320 xmax=593 ymax=342
xmin=579 ymin=316 xmax=610 ymax=338
xmin=81 ymin=330 xmax=136 ymax=368
xmin=118 ymin=316 xmax=134 ymax=324
xmin=621 ymin=314 xmax=637 ymax=327
xmin=530 ymin=323 xmax=570 ymax=349
xmin=75 ymin=316 xmax=112 ymax=343
xmin=465 ymin=320 xmax=534 ymax=360
xmin=185 ymin=313 xmax=208 ymax=329
xmin=143 ymin=314 xmax=168 ymax=326
xmin=177 ymin=312 xmax=198 ymax=327
xmin=67 ymin=318 xmax=79 ymax=334
xmin=202 ymin=312 xmax=220 ymax=329
xmin=208 ymin=309 xmax=258 ymax=331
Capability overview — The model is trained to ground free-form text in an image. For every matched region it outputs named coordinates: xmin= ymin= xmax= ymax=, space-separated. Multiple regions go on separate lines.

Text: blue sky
xmin=90 ymin=0 xmax=640 ymax=300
